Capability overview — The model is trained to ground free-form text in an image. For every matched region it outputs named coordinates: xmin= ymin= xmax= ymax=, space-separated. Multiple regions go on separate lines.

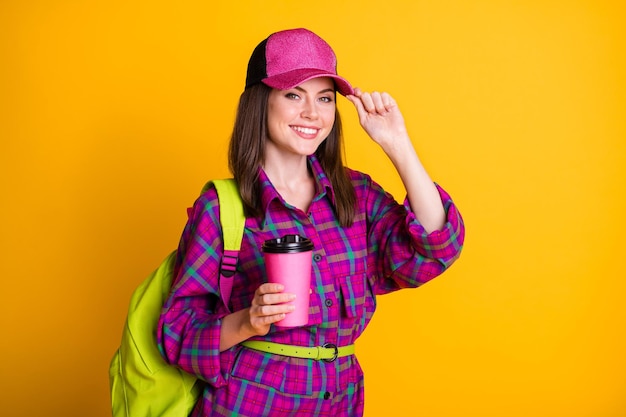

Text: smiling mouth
xmin=291 ymin=126 xmax=319 ymax=135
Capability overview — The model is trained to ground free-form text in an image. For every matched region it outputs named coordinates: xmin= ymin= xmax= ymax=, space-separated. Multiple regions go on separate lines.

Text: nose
xmin=301 ymin=99 xmax=319 ymax=119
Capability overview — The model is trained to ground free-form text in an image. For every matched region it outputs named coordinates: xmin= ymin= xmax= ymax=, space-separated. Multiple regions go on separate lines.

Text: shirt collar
xmin=258 ymin=155 xmax=336 ymax=221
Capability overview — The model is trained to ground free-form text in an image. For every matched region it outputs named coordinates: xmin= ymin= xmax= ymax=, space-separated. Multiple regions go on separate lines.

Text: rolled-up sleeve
xmin=157 ymin=188 xmax=230 ymax=388
xmin=404 ymin=184 xmax=465 ymax=267
xmin=365 ymin=177 xmax=465 ymax=295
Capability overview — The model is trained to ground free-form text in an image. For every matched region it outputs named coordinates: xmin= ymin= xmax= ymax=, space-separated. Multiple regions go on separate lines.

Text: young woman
xmin=158 ymin=28 xmax=464 ymax=417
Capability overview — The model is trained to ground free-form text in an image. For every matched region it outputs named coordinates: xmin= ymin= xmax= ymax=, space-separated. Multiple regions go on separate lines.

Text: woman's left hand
xmin=347 ymin=87 xmax=447 ymax=232
xmin=346 ymin=88 xmax=410 ymax=152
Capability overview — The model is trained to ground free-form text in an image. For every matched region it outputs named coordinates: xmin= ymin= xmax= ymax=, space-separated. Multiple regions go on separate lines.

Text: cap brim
xmin=263 ymin=68 xmax=354 ymax=96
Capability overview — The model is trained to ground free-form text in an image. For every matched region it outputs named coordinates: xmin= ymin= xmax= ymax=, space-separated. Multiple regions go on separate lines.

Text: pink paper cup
xmin=262 ymin=235 xmax=314 ymax=327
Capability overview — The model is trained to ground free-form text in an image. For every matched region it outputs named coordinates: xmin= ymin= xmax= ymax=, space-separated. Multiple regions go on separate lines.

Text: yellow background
xmin=1 ymin=0 xmax=624 ymax=416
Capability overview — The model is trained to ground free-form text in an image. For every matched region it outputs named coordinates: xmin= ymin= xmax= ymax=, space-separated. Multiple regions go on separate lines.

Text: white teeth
xmin=292 ymin=126 xmax=317 ymax=135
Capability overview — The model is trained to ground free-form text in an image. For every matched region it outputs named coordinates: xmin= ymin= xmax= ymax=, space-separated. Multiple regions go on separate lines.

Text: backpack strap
xmin=210 ymin=179 xmax=245 ymax=313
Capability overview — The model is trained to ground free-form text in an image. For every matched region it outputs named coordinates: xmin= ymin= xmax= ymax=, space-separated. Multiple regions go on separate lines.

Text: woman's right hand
xmin=219 ymin=283 xmax=295 ymax=351
xmin=247 ymin=283 xmax=296 ymax=335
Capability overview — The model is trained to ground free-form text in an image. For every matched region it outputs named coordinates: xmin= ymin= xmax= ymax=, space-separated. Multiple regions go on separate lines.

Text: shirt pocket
xmin=338 ymin=273 xmax=368 ymax=319
xmin=230 ymin=347 xmax=313 ymax=395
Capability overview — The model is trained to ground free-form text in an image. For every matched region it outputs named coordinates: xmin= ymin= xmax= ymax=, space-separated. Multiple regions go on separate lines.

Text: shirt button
xmin=325 ymin=299 xmax=333 ymax=307
xmin=323 ymin=391 xmax=331 ymax=400
xmin=313 ymin=254 xmax=322 ymax=262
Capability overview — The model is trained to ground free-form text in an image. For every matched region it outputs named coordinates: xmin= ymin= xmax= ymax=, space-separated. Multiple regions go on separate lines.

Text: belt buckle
xmin=322 ymin=343 xmax=338 ymax=362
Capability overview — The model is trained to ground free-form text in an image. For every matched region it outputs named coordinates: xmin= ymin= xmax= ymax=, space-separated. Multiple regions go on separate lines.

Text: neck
xmin=262 ymin=149 xmax=311 ymax=188
xmin=262 ymin=155 xmax=316 ymax=212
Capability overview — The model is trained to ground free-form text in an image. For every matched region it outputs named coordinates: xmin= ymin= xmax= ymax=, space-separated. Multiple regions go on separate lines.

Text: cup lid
xmin=262 ymin=234 xmax=314 ymax=253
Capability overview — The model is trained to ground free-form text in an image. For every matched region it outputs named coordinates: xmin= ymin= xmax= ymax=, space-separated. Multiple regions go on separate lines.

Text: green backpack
xmin=109 ymin=179 xmax=245 ymax=417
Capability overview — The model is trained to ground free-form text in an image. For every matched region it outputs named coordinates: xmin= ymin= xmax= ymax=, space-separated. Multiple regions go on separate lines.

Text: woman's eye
xmin=285 ymin=93 xmax=300 ymax=100
xmin=319 ymin=96 xmax=333 ymax=103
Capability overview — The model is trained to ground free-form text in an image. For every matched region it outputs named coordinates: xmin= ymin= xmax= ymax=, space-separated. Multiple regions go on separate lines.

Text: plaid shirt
xmin=158 ymin=155 xmax=464 ymax=417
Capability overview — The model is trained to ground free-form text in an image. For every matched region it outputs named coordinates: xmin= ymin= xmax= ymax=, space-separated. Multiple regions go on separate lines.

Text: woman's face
xmin=266 ymin=77 xmax=336 ymax=158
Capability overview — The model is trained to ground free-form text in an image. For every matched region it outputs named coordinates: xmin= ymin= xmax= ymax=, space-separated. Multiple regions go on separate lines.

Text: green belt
xmin=241 ymin=341 xmax=355 ymax=362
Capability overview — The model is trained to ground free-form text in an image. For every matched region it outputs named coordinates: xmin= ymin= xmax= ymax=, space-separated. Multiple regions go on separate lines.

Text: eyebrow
xmin=294 ymin=86 xmax=336 ymax=94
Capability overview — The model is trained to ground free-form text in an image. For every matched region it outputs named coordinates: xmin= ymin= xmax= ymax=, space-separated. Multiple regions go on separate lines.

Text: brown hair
xmin=228 ymin=83 xmax=356 ymax=227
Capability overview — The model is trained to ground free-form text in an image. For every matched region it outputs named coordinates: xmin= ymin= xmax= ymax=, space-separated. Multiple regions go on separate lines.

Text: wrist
xmin=237 ymin=309 xmax=259 ymax=339
xmin=220 ymin=309 xmax=257 ymax=351
xmin=383 ymin=135 xmax=417 ymax=165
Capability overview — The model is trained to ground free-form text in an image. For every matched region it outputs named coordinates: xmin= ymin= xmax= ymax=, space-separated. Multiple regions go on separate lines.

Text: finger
xmin=256 ymin=283 xmax=284 ymax=296
xmin=251 ymin=311 xmax=291 ymax=327
xmin=346 ymin=93 xmax=368 ymax=121
xmin=358 ymin=92 xmax=376 ymax=113
xmin=345 ymin=87 xmax=361 ymax=103
xmin=257 ymin=291 xmax=296 ymax=307
xmin=251 ymin=303 xmax=295 ymax=318
xmin=381 ymin=92 xmax=397 ymax=112
xmin=369 ymin=91 xmax=389 ymax=114
xmin=257 ymin=303 xmax=294 ymax=316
